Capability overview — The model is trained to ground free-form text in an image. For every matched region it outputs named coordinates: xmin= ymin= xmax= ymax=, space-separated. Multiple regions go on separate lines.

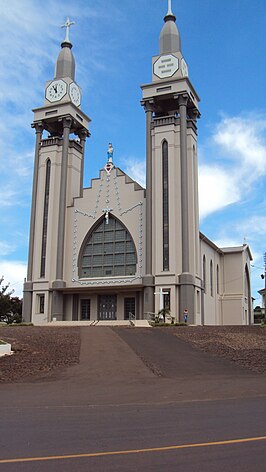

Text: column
xmin=142 ymin=100 xmax=155 ymax=316
xmin=179 ymin=94 xmax=189 ymax=273
xmin=52 ymin=116 xmax=72 ymax=321
xmin=178 ymin=94 xmax=196 ymax=323
xmin=56 ymin=116 xmax=72 ymax=281
xmin=27 ymin=122 xmax=43 ymax=281
xmin=78 ymin=128 xmax=88 ymax=198
xmin=22 ymin=122 xmax=43 ymax=323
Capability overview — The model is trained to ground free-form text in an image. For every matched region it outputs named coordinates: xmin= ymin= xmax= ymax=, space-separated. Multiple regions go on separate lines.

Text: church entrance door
xmin=98 ymin=295 xmax=117 ymax=320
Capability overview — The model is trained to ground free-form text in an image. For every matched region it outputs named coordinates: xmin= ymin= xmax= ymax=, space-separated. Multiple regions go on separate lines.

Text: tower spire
xmin=160 ymin=0 xmax=181 ymax=54
xmin=55 ymin=17 xmax=76 ymax=80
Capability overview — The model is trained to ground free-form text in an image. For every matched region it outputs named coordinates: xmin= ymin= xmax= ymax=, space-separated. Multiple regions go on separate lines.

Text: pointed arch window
xmin=40 ymin=159 xmax=51 ymax=277
xmin=216 ymin=264 xmax=219 ymax=294
xmin=203 ymin=255 xmax=206 ymax=293
xmin=162 ymin=140 xmax=169 ymax=271
xmin=210 ymin=260 xmax=213 ymax=297
xmin=79 ymin=215 xmax=137 ymax=278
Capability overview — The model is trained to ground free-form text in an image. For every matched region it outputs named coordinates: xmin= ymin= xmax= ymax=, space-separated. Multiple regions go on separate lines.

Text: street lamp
xmin=261 ymin=252 xmax=266 ymax=322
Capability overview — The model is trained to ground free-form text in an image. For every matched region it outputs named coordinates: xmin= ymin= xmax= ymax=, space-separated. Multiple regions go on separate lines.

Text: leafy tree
xmin=0 ymin=276 xmax=22 ymax=324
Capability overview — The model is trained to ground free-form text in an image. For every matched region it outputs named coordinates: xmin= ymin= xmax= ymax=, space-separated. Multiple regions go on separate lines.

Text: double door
xmin=98 ymin=295 xmax=117 ymax=320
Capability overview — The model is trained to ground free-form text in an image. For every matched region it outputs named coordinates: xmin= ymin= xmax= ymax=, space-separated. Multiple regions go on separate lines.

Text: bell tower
xmin=23 ymin=19 xmax=90 ymax=322
xmin=141 ymin=1 xmax=202 ymax=323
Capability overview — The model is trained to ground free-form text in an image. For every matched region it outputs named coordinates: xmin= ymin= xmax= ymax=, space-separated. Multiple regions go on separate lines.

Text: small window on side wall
xmin=39 ymin=294 xmax=45 ymax=314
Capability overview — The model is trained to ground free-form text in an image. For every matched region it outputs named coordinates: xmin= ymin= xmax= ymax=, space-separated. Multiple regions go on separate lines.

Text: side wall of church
xmin=200 ymin=239 xmax=252 ymax=325
xmin=221 ymin=248 xmax=252 ymax=325
xmin=200 ymin=239 xmax=222 ymax=325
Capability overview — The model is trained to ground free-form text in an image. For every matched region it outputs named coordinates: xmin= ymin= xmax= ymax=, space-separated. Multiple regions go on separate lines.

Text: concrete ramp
xmin=131 ymin=319 xmax=151 ymax=328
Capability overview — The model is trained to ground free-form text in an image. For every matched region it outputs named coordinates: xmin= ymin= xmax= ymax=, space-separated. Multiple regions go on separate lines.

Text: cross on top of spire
xmin=61 ymin=17 xmax=75 ymax=44
xmin=167 ymin=0 xmax=173 ymax=16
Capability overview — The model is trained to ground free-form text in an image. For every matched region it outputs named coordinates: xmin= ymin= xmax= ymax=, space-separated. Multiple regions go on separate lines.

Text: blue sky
xmin=0 ymin=0 xmax=265 ymax=304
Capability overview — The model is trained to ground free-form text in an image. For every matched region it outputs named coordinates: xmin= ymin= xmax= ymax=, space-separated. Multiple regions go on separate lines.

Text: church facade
xmin=22 ymin=6 xmax=252 ymax=325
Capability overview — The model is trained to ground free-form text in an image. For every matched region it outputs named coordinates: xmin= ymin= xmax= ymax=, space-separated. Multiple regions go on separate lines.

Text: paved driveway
xmin=0 ymin=327 xmax=266 ymax=471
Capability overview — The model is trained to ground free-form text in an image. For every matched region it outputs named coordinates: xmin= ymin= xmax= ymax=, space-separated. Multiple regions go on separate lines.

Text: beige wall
xmin=64 ymin=167 xmax=145 ymax=289
xmin=200 ymin=238 xmax=252 ymax=325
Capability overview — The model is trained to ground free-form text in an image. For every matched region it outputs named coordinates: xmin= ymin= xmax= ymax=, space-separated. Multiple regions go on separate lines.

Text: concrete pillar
xmin=23 ymin=122 xmax=43 ymax=323
xmin=56 ymin=116 xmax=72 ymax=281
xmin=52 ymin=116 xmax=72 ymax=321
xmin=144 ymin=102 xmax=153 ymax=276
xmin=179 ymin=94 xmax=189 ymax=273
xmin=178 ymin=94 xmax=195 ymax=323
xmin=143 ymin=101 xmax=155 ymax=316
xmin=22 ymin=282 xmax=33 ymax=323
xmin=78 ymin=128 xmax=88 ymax=198
xmin=51 ymin=285 xmax=64 ymax=322
xmin=27 ymin=122 xmax=43 ymax=281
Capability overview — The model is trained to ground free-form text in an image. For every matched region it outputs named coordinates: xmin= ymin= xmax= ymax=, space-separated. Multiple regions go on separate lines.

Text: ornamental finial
xmin=61 ymin=17 xmax=75 ymax=43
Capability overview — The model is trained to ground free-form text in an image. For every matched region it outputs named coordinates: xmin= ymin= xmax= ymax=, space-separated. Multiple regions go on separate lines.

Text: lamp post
xmin=261 ymin=252 xmax=266 ymax=323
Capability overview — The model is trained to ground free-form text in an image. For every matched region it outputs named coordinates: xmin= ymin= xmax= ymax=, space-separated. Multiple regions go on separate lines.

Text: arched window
xmin=79 ymin=215 xmax=137 ymax=278
xmin=210 ymin=260 xmax=213 ymax=297
xmin=216 ymin=264 xmax=219 ymax=294
xmin=162 ymin=140 xmax=169 ymax=271
xmin=40 ymin=159 xmax=51 ymax=277
xmin=203 ymin=255 xmax=206 ymax=293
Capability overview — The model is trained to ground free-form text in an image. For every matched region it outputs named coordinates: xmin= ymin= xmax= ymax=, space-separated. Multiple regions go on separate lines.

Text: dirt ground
xmin=167 ymin=325 xmax=266 ymax=373
xmin=0 ymin=325 xmax=265 ymax=383
xmin=0 ymin=326 xmax=81 ymax=383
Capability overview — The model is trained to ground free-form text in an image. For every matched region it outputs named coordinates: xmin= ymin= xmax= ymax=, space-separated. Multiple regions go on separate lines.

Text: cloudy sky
xmin=0 ymin=0 xmax=265 ymax=304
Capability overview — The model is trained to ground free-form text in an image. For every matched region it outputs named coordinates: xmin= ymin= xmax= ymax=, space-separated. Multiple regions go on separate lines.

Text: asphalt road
xmin=0 ymin=327 xmax=266 ymax=471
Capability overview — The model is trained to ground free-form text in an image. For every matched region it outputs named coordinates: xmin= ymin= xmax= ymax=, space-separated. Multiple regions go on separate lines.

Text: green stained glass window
xmin=80 ymin=216 xmax=137 ymax=278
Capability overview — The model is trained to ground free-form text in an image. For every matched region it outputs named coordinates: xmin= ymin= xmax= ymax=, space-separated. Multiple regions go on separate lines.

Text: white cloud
xmin=0 ymin=260 xmax=27 ymax=298
xmin=199 ymin=114 xmax=266 ymax=219
xmin=237 ymin=215 xmax=266 ymax=237
xmin=0 ymin=242 xmax=15 ymax=257
xmin=198 ymin=165 xmax=239 ymax=218
xmin=124 ymin=159 xmax=146 ymax=188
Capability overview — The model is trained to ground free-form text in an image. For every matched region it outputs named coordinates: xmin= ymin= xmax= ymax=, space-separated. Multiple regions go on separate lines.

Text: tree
xmin=0 ymin=276 xmax=22 ymax=324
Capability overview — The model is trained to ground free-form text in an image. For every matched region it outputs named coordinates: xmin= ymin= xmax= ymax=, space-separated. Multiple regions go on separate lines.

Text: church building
xmin=22 ymin=4 xmax=253 ymax=325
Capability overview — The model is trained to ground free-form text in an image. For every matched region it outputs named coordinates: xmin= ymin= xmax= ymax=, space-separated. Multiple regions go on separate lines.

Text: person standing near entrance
xmin=183 ymin=309 xmax=188 ymax=324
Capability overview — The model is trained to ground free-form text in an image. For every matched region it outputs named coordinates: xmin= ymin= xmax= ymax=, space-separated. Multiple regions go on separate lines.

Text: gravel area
xmin=0 ymin=325 xmax=266 ymax=383
xmin=0 ymin=326 xmax=81 ymax=383
xmin=167 ymin=325 xmax=266 ymax=373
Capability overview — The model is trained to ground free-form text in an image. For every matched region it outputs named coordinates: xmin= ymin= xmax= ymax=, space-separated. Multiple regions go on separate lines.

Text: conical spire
xmin=159 ymin=0 xmax=181 ymax=54
xmin=55 ymin=18 xmax=75 ymax=80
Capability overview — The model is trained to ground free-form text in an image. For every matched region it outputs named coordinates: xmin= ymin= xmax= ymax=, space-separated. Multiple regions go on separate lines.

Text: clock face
xmin=153 ymin=54 xmax=179 ymax=79
xmin=45 ymin=80 xmax=67 ymax=103
xmin=181 ymin=58 xmax=189 ymax=77
xmin=69 ymin=82 xmax=81 ymax=107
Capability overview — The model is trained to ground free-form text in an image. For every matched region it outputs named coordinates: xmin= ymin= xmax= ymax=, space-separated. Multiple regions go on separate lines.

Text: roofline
xmin=200 ymin=233 xmax=253 ymax=261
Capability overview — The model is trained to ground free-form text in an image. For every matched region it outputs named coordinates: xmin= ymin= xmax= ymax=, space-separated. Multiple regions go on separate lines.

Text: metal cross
xmin=154 ymin=287 xmax=169 ymax=310
xmin=167 ymin=0 xmax=173 ymax=15
xmin=102 ymin=207 xmax=113 ymax=225
xmin=61 ymin=17 xmax=75 ymax=43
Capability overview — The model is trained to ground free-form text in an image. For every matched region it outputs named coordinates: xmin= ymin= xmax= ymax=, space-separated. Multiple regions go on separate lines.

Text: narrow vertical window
xmin=39 ymin=294 xmax=45 ymax=314
xmin=217 ymin=265 xmax=219 ymax=294
xmin=210 ymin=260 xmax=213 ymax=297
xmin=203 ymin=255 xmax=206 ymax=293
xmin=162 ymin=140 xmax=169 ymax=271
xmin=40 ymin=159 xmax=51 ymax=277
